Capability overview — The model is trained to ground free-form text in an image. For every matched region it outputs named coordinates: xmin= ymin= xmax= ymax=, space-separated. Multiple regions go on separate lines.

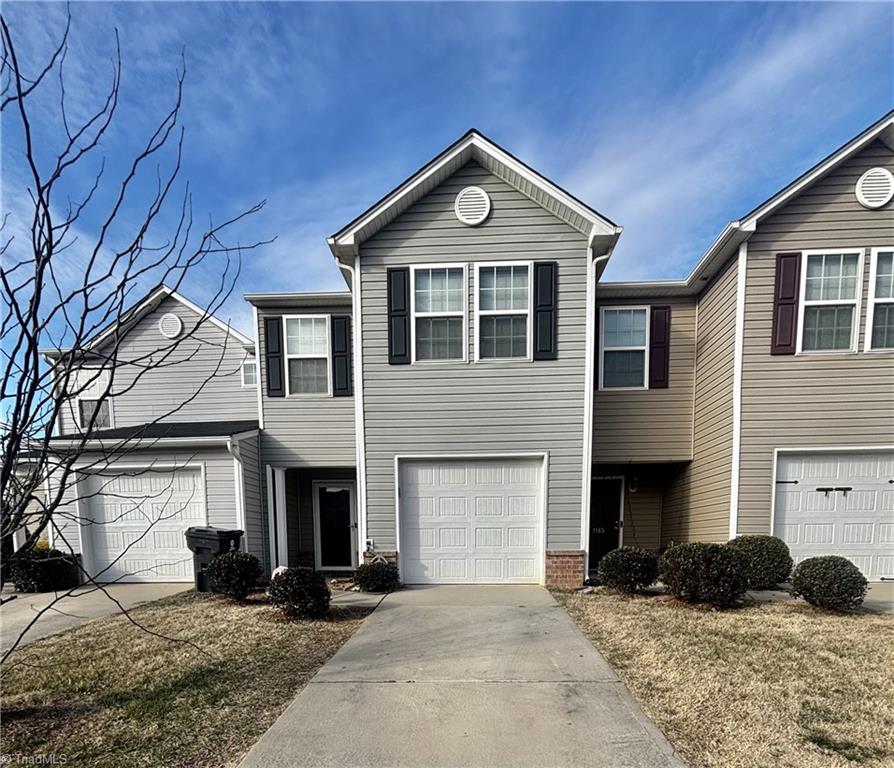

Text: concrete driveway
xmin=1 ymin=582 xmax=188 ymax=653
xmin=239 ymin=586 xmax=682 ymax=768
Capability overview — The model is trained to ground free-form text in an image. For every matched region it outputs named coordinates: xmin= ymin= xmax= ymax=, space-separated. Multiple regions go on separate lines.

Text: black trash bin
xmin=184 ymin=527 xmax=243 ymax=592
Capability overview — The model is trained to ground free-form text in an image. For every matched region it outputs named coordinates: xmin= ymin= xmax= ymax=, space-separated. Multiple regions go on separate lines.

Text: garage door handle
xmin=815 ymin=487 xmax=835 ymax=497
xmin=834 ymin=486 xmax=853 ymax=497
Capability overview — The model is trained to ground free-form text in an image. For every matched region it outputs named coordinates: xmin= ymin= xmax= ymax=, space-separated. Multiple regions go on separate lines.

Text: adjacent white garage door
xmin=773 ymin=451 xmax=894 ymax=581
xmin=399 ymin=458 xmax=543 ymax=584
xmin=83 ymin=467 xmax=205 ymax=582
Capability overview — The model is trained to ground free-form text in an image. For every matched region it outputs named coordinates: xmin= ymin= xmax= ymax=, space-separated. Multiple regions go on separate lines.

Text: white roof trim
xmin=330 ymin=131 xmax=619 ymax=255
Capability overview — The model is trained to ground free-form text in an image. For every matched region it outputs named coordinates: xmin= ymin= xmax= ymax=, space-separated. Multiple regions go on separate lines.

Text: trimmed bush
xmin=791 ymin=556 xmax=867 ymax=610
xmin=10 ymin=547 xmax=80 ymax=592
xmin=205 ymin=551 xmax=262 ymax=601
xmin=725 ymin=535 xmax=793 ymax=589
xmin=596 ymin=547 xmax=659 ymax=593
xmin=354 ymin=561 xmax=401 ymax=593
xmin=268 ymin=568 xmax=330 ymax=619
xmin=659 ymin=542 xmax=748 ymax=608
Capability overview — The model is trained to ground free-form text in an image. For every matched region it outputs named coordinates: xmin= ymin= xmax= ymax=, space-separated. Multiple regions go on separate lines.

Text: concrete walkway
xmin=0 ymin=583 xmax=188 ymax=653
xmin=239 ymin=586 xmax=683 ymax=768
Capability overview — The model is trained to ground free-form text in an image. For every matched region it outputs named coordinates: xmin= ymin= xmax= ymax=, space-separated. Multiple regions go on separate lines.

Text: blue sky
xmin=3 ymin=1 xmax=892 ymax=337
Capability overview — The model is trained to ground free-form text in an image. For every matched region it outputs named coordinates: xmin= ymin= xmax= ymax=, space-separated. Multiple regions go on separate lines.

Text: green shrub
xmin=790 ymin=556 xmax=867 ymax=610
xmin=725 ymin=535 xmax=793 ymax=589
xmin=354 ymin=561 xmax=401 ymax=593
xmin=596 ymin=547 xmax=659 ymax=593
xmin=205 ymin=551 xmax=262 ymax=601
xmin=10 ymin=547 xmax=80 ymax=592
xmin=268 ymin=568 xmax=330 ymax=619
xmin=659 ymin=542 xmax=748 ymax=608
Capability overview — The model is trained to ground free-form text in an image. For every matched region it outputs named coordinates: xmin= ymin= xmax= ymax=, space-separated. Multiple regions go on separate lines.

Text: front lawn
xmin=557 ymin=590 xmax=894 ymax=768
xmin=1 ymin=591 xmax=370 ymax=767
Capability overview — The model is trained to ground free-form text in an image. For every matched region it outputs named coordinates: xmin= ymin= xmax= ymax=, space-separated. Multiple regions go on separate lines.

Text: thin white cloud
xmin=556 ymin=3 xmax=892 ymax=280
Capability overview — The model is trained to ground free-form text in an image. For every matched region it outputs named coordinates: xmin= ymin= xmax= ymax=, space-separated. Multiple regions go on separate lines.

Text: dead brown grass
xmin=556 ymin=590 xmax=894 ymax=768
xmin=0 ymin=591 xmax=370 ymax=767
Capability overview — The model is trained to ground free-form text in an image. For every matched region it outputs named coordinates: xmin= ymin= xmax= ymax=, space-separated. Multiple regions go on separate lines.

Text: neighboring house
xmin=249 ymin=114 xmax=893 ymax=588
xmin=37 ymin=113 xmax=893 ymax=589
xmin=42 ymin=285 xmax=265 ymax=582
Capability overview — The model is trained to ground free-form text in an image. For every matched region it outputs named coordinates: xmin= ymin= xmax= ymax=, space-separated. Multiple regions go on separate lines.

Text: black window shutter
xmin=387 ymin=267 xmax=411 ymax=364
xmin=648 ymin=306 xmax=671 ymax=389
xmin=771 ymin=252 xmax=801 ymax=355
xmin=264 ymin=317 xmax=285 ymax=397
xmin=331 ymin=315 xmax=353 ymax=397
xmin=533 ymin=261 xmax=558 ymax=360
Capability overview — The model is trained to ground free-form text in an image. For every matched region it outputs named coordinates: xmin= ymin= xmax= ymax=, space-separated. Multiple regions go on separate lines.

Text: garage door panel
xmin=84 ymin=467 xmax=203 ymax=583
xmin=774 ymin=451 xmax=894 ymax=581
xmin=400 ymin=458 xmax=543 ymax=585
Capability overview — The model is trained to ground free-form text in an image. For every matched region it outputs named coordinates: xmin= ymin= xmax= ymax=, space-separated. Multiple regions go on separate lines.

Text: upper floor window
xmin=475 ymin=264 xmax=531 ymax=360
xmin=799 ymin=251 xmax=861 ymax=353
xmin=411 ymin=266 xmax=465 ymax=361
xmin=73 ymin=368 xmax=112 ymax=429
xmin=867 ymin=248 xmax=894 ymax=351
xmin=241 ymin=359 xmax=257 ymax=387
xmin=600 ymin=307 xmax=648 ymax=389
xmin=284 ymin=316 xmax=329 ymax=395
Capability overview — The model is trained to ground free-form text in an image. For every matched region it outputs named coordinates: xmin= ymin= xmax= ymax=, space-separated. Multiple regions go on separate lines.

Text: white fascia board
xmin=741 ymin=115 xmax=894 ymax=230
xmin=330 ymin=131 xmax=619 ymax=255
xmin=50 ymin=434 xmax=242 ymax=451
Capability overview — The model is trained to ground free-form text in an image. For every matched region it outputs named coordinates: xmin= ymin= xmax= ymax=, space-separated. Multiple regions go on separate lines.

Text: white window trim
xmin=598 ymin=305 xmax=650 ymax=391
xmin=73 ymin=368 xmax=115 ymax=430
xmin=864 ymin=246 xmax=894 ymax=352
xmin=796 ymin=248 xmax=864 ymax=355
xmin=409 ymin=263 xmax=468 ymax=364
xmin=240 ymin=359 xmax=257 ymax=388
xmin=282 ymin=314 xmax=332 ymax=397
xmin=473 ymin=261 xmax=534 ymax=362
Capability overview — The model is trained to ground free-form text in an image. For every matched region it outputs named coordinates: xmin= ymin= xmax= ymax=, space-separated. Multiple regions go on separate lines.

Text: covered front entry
xmin=313 ymin=482 xmax=357 ymax=570
xmin=589 ymin=477 xmax=623 ymax=573
xmin=82 ymin=466 xmax=205 ymax=582
xmin=398 ymin=457 xmax=544 ymax=584
xmin=773 ymin=449 xmax=894 ymax=581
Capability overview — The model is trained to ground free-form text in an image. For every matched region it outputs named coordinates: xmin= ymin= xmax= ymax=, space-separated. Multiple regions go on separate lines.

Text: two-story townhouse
xmin=589 ymin=112 xmax=894 ymax=582
xmin=42 ymin=285 xmax=266 ymax=582
xmin=250 ymin=114 xmax=893 ymax=588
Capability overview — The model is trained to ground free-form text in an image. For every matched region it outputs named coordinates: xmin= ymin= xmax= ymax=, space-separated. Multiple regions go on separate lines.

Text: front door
xmin=589 ymin=478 xmax=623 ymax=573
xmin=314 ymin=484 xmax=356 ymax=570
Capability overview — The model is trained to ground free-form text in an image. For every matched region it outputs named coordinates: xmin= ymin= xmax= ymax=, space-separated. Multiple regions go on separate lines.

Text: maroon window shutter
xmin=771 ymin=253 xmax=801 ymax=355
xmin=648 ymin=306 xmax=671 ymax=389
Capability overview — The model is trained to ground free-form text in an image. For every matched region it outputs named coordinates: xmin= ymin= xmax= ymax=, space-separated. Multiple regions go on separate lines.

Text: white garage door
xmin=399 ymin=458 xmax=543 ymax=584
xmin=83 ymin=467 xmax=205 ymax=582
xmin=774 ymin=451 xmax=894 ymax=581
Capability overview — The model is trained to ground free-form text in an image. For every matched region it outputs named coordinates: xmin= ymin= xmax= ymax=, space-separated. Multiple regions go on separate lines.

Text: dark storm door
xmin=315 ymin=485 xmax=355 ymax=570
xmin=589 ymin=478 xmax=623 ymax=573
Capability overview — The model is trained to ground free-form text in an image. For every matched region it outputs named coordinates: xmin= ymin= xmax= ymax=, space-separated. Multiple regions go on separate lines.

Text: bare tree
xmin=0 ymin=6 xmax=271 ymax=657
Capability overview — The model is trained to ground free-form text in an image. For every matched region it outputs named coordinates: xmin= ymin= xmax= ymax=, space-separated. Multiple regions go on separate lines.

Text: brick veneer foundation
xmin=363 ymin=550 xmax=398 ymax=565
xmin=544 ymin=550 xmax=586 ymax=589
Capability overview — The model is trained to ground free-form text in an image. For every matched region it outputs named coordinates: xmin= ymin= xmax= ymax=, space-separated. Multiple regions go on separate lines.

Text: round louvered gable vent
xmin=855 ymin=167 xmax=894 ymax=209
xmin=454 ymin=186 xmax=491 ymax=226
xmin=158 ymin=312 xmax=183 ymax=339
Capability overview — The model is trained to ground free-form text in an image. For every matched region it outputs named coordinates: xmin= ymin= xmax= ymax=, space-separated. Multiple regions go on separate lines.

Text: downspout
xmin=226 ymin=437 xmax=247 ymax=552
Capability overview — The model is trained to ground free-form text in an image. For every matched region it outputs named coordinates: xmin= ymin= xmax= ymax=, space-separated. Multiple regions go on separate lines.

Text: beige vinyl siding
xmin=737 ymin=139 xmax=894 ymax=535
xmin=237 ymin=433 xmax=267 ymax=569
xmin=255 ymin=303 xmax=356 ymax=467
xmin=360 ymin=161 xmax=589 ymax=551
xmin=57 ymin=296 xmax=256 ymax=435
xmin=48 ymin=446 xmax=240 ymax=556
xmin=593 ymin=297 xmax=696 ymax=462
xmin=663 ymin=256 xmax=738 ymax=544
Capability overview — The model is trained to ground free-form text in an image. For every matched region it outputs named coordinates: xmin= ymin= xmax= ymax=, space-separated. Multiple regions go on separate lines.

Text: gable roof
xmin=327 ymin=129 xmax=622 ymax=263
xmin=599 ymin=109 xmax=894 ymax=299
xmin=41 ymin=284 xmax=254 ymax=359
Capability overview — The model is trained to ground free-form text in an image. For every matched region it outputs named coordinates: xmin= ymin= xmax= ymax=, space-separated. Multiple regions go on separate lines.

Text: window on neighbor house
xmin=284 ymin=316 xmax=329 ymax=394
xmin=600 ymin=307 xmax=648 ymax=389
xmin=241 ymin=359 xmax=257 ymax=387
xmin=73 ymin=368 xmax=112 ymax=429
